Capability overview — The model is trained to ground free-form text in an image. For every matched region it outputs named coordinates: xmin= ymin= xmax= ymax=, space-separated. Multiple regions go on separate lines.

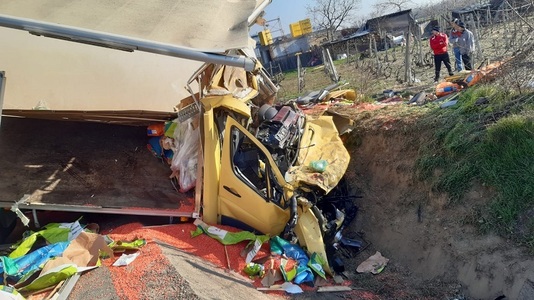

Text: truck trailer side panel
xmin=0 ymin=117 xmax=195 ymax=217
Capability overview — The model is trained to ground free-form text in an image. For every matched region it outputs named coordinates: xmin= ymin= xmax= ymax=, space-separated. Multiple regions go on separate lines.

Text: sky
xmin=251 ymin=0 xmax=438 ymax=37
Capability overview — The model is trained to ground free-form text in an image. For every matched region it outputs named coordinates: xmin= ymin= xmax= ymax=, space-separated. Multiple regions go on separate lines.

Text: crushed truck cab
xmin=181 ymin=58 xmax=352 ymax=273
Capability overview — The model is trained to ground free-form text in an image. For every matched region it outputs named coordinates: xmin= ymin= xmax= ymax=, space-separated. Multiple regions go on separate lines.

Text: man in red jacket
xmin=429 ymin=26 xmax=454 ymax=83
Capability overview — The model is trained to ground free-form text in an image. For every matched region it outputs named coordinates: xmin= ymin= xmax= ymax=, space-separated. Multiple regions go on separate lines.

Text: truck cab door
xmin=219 ymin=117 xmax=290 ymax=235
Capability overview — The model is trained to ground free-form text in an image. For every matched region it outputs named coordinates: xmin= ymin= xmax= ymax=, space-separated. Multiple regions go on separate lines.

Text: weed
xmin=413 ymin=85 xmax=534 ymax=247
xmin=478 ymin=114 xmax=534 ymax=239
xmin=434 ymin=162 xmax=477 ymax=203
xmin=415 ymin=154 xmax=447 ymax=180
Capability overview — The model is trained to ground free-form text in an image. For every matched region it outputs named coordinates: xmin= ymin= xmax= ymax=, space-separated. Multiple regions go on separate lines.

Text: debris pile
xmin=145 ymin=102 xmax=201 ymax=193
xmin=1 ymin=211 xmax=394 ymax=299
xmin=350 ymin=60 xmax=508 ymax=109
xmin=0 ymin=220 xmax=149 ymax=299
xmin=188 ymin=217 xmax=378 ymax=296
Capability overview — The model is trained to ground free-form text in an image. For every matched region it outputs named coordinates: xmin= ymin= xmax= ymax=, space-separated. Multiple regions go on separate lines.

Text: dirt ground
xmin=332 ymin=117 xmax=534 ymax=300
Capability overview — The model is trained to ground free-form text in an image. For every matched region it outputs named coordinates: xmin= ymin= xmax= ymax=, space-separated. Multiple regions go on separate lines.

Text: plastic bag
xmin=0 ymin=285 xmax=25 ymax=300
xmin=307 ymin=253 xmax=326 ymax=279
xmin=270 ymin=236 xmax=314 ymax=284
xmin=0 ymin=242 xmax=69 ymax=281
xmin=243 ymin=262 xmax=264 ymax=278
xmin=170 ymin=117 xmax=200 ymax=192
xmin=112 ymin=252 xmax=140 ymax=267
xmin=147 ymin=123 xmax=165 ymax=136
xmin=171 ymin=119 xmax=187 ymax=150
xmin=309 ymin=160 xmax=328 ymax=173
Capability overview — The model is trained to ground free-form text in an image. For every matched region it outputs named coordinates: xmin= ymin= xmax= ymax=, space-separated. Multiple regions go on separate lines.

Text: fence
xmin=268 ymin=51 xmax=323 ymax=73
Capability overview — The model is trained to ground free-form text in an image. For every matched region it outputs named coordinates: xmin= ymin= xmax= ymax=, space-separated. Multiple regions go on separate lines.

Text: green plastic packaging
xmin=309 ymin=160 xmax=328 ymax=173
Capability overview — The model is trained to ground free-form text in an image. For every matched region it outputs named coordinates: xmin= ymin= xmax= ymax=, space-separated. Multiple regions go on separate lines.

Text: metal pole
xmin=247 ymin=0 xmax=272 ymax=26
xmin=0 ymin=14 xmax=257 ymax=71
xmin=0 ymin=71 xmax=5 ymax=128
xmin=297 ymin=53 xmax=303 ymax=93
xmin=346 ymin=41 xmax=350 ymax=64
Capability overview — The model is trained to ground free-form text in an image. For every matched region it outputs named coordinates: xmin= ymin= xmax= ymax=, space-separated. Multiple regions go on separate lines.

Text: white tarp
xmin=0 ymin=0 xmax=263 ymax=113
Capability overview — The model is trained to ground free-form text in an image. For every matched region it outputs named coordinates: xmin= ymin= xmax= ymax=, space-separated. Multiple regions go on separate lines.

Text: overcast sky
xmin=251 ymin=0 xmax=440 ymax=37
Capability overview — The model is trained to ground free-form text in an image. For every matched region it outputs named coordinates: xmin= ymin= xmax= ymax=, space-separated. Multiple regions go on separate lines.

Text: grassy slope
xmin=415 ymin=85 xmax=534 ymax=249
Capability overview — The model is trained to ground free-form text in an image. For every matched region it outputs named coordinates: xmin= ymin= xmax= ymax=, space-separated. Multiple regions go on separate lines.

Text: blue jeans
xmin=453 ymin=47 xmax=463 ymax=72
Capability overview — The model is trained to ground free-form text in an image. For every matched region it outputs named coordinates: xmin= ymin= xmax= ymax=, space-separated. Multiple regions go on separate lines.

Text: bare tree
xmin=307 ymin=0 xmax=361 ymax=41
xmin=373 ymin=0 xmax=413 ymax=14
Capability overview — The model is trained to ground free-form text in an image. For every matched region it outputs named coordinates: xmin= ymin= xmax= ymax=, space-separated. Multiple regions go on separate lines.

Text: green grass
xmin=415 ymin=85 xmax=534 ymax=247
xmin=278 ymin=65 xmax=342 ymax=101
xmin=480 ymin=115 xmax=534 ymax=226
xmin=283 ymin=70 xmax=298 ymax=80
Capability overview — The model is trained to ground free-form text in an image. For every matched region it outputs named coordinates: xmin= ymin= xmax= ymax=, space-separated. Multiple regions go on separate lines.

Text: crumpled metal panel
xmin=286 ymin=116 xmax=350 ymax=193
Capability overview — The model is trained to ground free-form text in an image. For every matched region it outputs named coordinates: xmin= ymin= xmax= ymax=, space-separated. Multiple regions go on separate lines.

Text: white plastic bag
xmin=112 ymin=252 xmax=140 ymax=267
xmin=170 ymin=117 xmax=200 ymax=192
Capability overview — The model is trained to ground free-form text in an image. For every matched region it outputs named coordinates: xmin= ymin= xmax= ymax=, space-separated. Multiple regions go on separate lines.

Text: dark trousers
xmin=433 ymin=53 xmax=453 ymax=80
xmin=461 ymin=54 xmax=473 ymax=70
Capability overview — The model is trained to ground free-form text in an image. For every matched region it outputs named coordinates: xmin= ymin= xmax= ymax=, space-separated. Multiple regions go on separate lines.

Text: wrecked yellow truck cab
xmin=185 ymin=59 xmax=351 ymax=274
xmin=0 ymin=1 xmax=354 ymax=274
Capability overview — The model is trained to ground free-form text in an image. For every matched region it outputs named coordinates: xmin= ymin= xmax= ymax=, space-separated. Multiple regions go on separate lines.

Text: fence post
xmin=468 ymin=19 xmax=480 ymax=68
xmin=346 ymin=41 xmax=350 ymax=64
xmin=404 ymin=24 xmax=412 ymax=83
xmin=373 ymin=36 xmax=380 ymax=75
xmin=296 ymin=53 xmax=304 ymax=93
xmin=416 ymin=24 xmax=423 ymax=66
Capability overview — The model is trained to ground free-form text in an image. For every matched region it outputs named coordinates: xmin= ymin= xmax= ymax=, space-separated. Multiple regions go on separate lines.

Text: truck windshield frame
xmin=230 ymin=125 xmax=285 ymax=206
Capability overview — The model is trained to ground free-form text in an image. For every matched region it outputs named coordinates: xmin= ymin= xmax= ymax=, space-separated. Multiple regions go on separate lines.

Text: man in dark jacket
xmin=429 ymin=26 xmax=454 ymax=83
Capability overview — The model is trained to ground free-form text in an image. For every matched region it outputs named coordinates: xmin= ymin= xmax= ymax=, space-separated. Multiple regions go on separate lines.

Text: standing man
xmin=449 ymin=19 xmax=463 ymax=72
xmin=455 ymin=21 xmax=476 ymax=70
xmin=429 ymin=26 xmax=454 ymax=83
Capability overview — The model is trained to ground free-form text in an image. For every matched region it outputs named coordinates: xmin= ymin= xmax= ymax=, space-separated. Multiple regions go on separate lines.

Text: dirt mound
xmin=341 ymin=120 xmax=534 ymax=299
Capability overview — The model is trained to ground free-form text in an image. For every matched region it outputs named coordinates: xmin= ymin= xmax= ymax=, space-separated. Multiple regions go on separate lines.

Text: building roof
xmin=366 ymin=9 xmax=413 ymax=24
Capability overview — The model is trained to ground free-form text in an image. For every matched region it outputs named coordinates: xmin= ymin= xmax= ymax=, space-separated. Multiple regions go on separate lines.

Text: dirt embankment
xmin=342 ymin=121 xmax=534 ymax=299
